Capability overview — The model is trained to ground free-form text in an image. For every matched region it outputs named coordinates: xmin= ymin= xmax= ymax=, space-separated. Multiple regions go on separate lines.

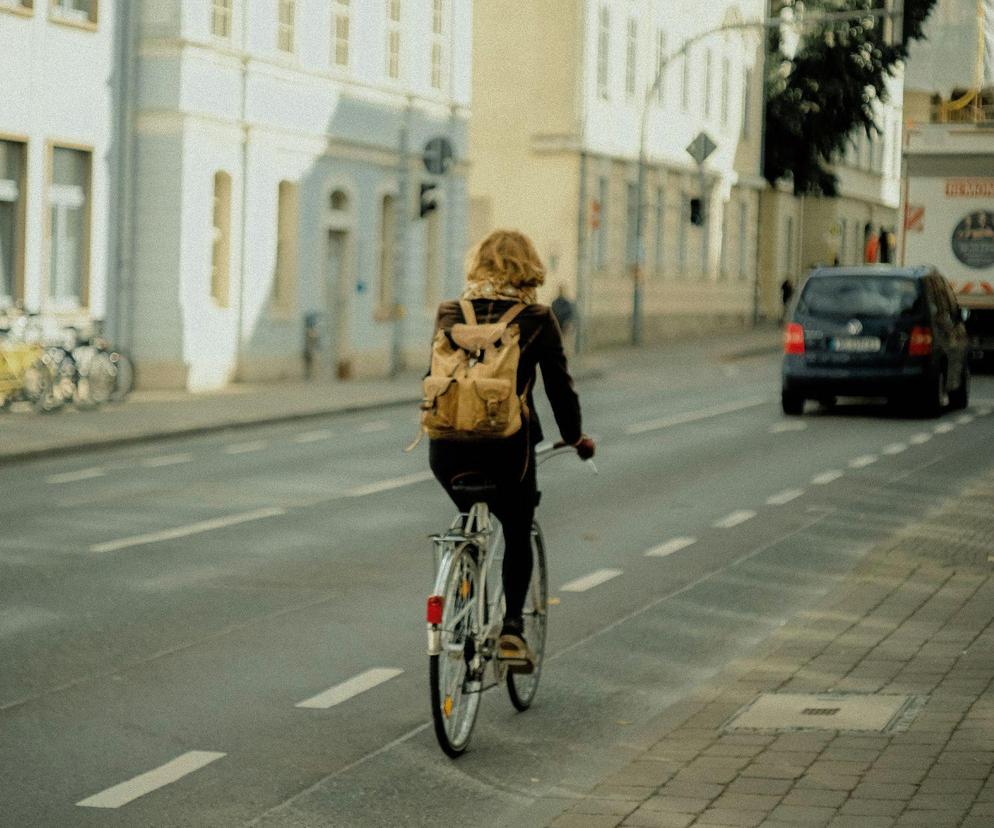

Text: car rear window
xmin=797 ymin=276 xmax=922 ymax=318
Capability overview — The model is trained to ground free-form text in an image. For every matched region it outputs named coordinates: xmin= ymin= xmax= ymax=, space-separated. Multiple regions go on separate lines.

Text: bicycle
xmin=426 ymin=441 xmax=591 ymax=757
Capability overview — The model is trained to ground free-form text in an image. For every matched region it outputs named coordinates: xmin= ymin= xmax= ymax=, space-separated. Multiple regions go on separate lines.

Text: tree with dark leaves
xmin=764 ymin=0 xmax=938 ymax=195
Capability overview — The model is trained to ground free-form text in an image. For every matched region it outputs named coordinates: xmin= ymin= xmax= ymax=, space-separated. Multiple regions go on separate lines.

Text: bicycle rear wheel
xmin=507 ymin=522 xmax=548 ymax=711
xmin=430 ymin=546 xmax=482 ymax=757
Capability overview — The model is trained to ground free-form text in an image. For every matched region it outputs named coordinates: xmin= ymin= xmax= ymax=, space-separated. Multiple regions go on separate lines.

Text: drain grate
xmin=725 ymin=693 xmax=926 ymax=733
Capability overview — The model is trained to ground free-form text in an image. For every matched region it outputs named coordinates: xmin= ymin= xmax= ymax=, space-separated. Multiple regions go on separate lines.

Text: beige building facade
xmin=469 ymin=0 xmax=767 ymax=347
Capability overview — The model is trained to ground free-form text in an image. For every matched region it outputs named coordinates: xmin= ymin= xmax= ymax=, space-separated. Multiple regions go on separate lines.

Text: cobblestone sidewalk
xmin=549 ymin=472 xmax=994 ymax=828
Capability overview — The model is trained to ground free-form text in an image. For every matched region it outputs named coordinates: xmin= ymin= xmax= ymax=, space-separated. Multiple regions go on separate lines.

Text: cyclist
xmin=428 ymin=229 xmax=595 ymax=670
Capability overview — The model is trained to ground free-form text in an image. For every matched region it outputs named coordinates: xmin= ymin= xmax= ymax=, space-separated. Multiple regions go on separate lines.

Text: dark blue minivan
xmin=782 ymin=266 xmax=970 ymax=417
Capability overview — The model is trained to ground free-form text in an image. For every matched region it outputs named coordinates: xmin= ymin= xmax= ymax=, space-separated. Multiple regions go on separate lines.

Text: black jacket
xmin=432 ymin=298 xmax=583 ymax=446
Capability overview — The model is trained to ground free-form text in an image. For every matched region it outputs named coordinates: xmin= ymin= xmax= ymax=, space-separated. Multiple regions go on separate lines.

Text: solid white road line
xmin=934 ymin=422 xmax=955 ymax=434
xmin=47 ymin=467 xmax=105 ymax=484
xmin=294 ymin=430 xmax=333 ymax=443
xmin=358 ymin=420 xmax=390 ymax=433
xmin=849 ymin=455 xmax=878 ymax=469
xmin=624 ymin=398 xmax=767 ymax=435
xmin=713 ymin=510 xmax=756 ymax=529
xmin=645 ymin=537 xmax=697 ymax=557
xmin=90 ymin=507 xmax=286 ymax=553
xmin=76 ymin=751 xmax=225 ymax=809
xmin=223 ymin=441 xmax=268 ymax=455
xmin=769 ymin=421 xmax=808 ymax=434
xmin=560 ymin=569 xmax=623 ymax=592
xmin=766 ymin=489 xmax=804 ymax=506
xmin=909 ymin=432 xmax=932 ymax=445
xmin=811 ymin=470 xmax=844 ymax=485
xmin=955 ymin=414 xmax=974 ymax=425
xmin=142 ymin=453 xmax=193 ymax=468
xmin=346 ymin=471 xmax=434 ymax=498
xmin=295 ymin=668 xmax=404 ymax=710
xmin=882 ymin=443 xmax=908 ymax=455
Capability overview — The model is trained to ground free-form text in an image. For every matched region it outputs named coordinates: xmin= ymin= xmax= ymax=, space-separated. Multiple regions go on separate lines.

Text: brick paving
xmin=548 ymin=472 xmax=994 ymax=828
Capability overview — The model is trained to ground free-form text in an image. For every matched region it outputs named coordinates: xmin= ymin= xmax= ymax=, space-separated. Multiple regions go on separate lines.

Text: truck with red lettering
xmin=900 ymin=124 xmax=994 ymax=365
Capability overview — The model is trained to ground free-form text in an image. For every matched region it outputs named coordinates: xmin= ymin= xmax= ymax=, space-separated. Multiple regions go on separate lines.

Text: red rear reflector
xmin=909 ymin=326 xmax=933 ymax=356
xmin=784 ymin=323 xmax=805 ymax=355
xmin=426 ymin=596 xmax=444 ymax=625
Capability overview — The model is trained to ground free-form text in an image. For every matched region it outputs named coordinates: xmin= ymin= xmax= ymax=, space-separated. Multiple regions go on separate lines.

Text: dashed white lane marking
xmin=90 ymin=507 xmax=286 ymax=553
xmin=977 ymin=406 xmax=992 ymax=416
xmin=294 ymin=430 xmax=333 ymax=443
xmin=882 ymin=443 xmax=908 ymax=455
xmin=645 ymin=537 xmax=697 ymax=557
xmin=909 ymin=432 xmax=932 ymax=445
xmin=560 ymin=568 xmax=623 ymax=592
xmin=713 ymin=510 xmax=756 ymax=529
xmin=766 ymin=489 xmax=804 ymax=506
xmin=849 ymin=455 xmax=878 ymax=469
xmin=625 ymin=398 xmax=767 ymax=435
xmin=934 ymin=422 xmax=955 ymax=434
xmin=955 ymin=414 xmax=974 ymax=425
xmin=769 ymin=421 xmax=807 ymax=433
xmin=812 ymin=470 xmax=844 ymax=485
xmin=76 ymin=751 xmax=226 ymax=809
xmin=346 ymin=471 xmax=434 ymax=498
xmin=224 ymin=440 xmax=268 ymax=455
xmin=358 ymin=420 xmax=390 ymax=433
xmin=47 ymin=467 xmax=105 ymax=484
xmin=142 ymin=453 xmax=193 ymax=468
xmin=296 ymin=668 xmax=404 ymax=710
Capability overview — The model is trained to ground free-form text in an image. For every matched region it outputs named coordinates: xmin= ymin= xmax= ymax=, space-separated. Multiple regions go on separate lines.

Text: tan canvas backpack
xmin=419 ymin=300 xmax=528 ymax=441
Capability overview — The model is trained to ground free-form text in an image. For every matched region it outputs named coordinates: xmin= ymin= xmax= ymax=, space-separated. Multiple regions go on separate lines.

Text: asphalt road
xmin=2 ymin=342 xmax=993 ymax=827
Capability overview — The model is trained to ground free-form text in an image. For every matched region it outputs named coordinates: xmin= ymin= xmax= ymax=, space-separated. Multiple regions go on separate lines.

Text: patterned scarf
xmin=461 ymin=278 xmax=537 ymax=305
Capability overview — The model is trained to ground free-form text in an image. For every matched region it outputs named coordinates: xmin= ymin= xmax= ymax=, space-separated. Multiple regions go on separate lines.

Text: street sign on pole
xmin=422 ymin=137 xmax=454 ymax=175
xmin=686 ymin=132 xmax=717 ymax=166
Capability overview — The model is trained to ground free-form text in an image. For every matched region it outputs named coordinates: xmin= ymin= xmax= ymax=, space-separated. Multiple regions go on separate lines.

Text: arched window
xmin=330 ymin=189 xmax=349 ymax=212
xmin=273 ymin=180 xmax=298 ymax=310
xmin=211 ymin=171 xmax=232 ymax=307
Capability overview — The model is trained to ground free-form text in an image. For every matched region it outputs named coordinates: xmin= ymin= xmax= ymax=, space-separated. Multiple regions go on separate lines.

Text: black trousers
xmin=429 ymin=430 xmax=537 ymax=624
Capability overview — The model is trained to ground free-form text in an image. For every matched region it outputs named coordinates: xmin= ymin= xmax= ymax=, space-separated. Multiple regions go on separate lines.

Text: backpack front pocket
xmin=421 ymin=376 xmax=458 ymax=433
xmin=470 ymin=378 xmax=515 ymax=433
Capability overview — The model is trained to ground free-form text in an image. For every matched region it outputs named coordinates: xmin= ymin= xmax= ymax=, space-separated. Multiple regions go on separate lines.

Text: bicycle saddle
xmin=450 ymin=471 xmax=500 ymax=498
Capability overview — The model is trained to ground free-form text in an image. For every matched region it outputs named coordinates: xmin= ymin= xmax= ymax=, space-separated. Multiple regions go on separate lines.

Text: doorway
xmin=325 ymin=228 xmax=352 ymax=379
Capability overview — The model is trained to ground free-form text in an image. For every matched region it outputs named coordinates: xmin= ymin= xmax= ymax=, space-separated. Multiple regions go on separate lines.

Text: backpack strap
xmin=496 ymin=303 xmax=527 ymax=326
xmin=459 ymin=299 xmax=477 ymax=325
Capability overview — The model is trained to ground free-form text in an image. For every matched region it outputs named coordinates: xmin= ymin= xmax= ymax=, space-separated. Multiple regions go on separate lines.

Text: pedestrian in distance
xmin=550 ymin=283 xmax=577 ymax=356
xmin=422 ymin=229 xmax=595 ymax=670
xmin=780 ymin=278 xmax=794 ymax=323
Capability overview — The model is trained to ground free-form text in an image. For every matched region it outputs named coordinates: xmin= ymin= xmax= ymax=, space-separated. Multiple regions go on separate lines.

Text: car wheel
xmin=781 ymin=390 xmax=805 ymax=416
xmin=949 ymin=365 xmax=970 ymax=411
xmin=817 ymin=396 xmax=837 ymax=409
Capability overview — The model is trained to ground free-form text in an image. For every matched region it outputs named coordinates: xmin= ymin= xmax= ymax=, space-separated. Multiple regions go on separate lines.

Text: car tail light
xmin=426 ymin=596 xmax=444 ymax=625
xmin=909 ymin=326 xmax=933 ymax=356
xmin=784 ymin=323 xmax=805 ymax=355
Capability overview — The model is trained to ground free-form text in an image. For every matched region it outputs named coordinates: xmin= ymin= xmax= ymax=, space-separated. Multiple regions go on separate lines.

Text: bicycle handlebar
xmin=535 ymin=440 xmax=598 ymax=473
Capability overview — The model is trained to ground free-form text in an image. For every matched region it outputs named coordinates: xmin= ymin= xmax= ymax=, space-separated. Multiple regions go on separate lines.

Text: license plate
xmin=831 ymin=336 xmax=881 ymax=353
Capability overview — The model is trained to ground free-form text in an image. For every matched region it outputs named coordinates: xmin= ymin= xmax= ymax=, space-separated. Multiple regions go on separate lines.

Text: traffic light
xmin=689 ymin=197 xmax=703 ymax=226
xmin=419 ymin=182 xmax=438 ymax=218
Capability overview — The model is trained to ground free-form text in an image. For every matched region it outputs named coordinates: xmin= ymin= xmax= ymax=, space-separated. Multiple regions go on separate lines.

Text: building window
xmin=595 ymin=177 xmax=608 ymax=269
xmin=596 ymin=6 xmax=610 ymax=99
xmin=274 ymin=181 xmax=298 ymax=311
xmin=0 ymin=140 xmax=25 ymax=305
xmin=277 ymin=0 xmax=295 ymax=53
xmin=655 ymin=29 xmax=666 ymax=105
xmin=386 ymin=0 xmax=401 ymax=79
xmin=211 ymin=0 xmax=232 ymax=38
xmin=654 ymin=186 xmax=665 ymax=277
xmin=50 ymin=0 xmax=96 ymax=25
xmin=721 ymin=57 xmax=731 ymax=127
xmin=742 ymin=67 xmax=752 ymax=138
xmin=0 ymin=0 xmax=33 ymax=16
xmin=681 ymin=50 xmax=691 ymax=111
xmin=625 ymin=18 xmax=637 ymax=98
xmin=738 ymin=199 xmax=749 ymax=281
xmin=211 ymin=171 xmax=231 ymax=307
xmin=430 ymin=0 xmax=445 ymax=90
xmin=332 ymin=0 xmax=349 ymax=67
xmin=704 ymin=49 xmax=713 ymax=119
xmin=424 ymin=204 xmax=442 ymax=308
xmin=378 ymin=194 xmax=396 ymax=310
xmin=48 ymin=147 xmax=90 ymax=308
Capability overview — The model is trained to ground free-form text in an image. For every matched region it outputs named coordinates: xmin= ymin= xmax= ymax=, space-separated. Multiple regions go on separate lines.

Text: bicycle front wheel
xmin=507 ymin=522 xmax=549 ymax=711
xmin=430 ymin=546 xmax=482 ymax=757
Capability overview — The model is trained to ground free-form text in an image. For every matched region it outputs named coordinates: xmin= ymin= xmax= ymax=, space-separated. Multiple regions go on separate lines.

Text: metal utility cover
xmin=726 ymin=693 xmax=916 ymax=733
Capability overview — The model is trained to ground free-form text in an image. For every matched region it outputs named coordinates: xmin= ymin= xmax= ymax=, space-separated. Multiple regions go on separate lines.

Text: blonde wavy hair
xmin=463 ymin=229 xmax=546 ymax=302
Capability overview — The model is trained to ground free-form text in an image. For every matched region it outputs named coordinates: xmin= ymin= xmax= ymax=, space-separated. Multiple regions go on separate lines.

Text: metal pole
xmin=699 ymin=163 xmax=709 ymax=281
xmin=575 ymin=150 xmax=588 ymax=354
xmin=390 ymin=98 xmax=413 ymax=377
xmin=632 ymin=146 xmax=645 ymax=345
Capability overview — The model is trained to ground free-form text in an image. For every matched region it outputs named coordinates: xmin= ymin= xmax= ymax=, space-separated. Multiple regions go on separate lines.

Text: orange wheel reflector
xmin=460 ymin=578 xmax=471 ymax=600
xmin=443 ymin=695 xmax=454 ymax=718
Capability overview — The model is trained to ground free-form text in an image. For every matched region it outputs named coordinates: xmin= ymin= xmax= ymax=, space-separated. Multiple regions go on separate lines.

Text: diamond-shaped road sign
xmin=686 ymin=132 xmax=717 ymax=166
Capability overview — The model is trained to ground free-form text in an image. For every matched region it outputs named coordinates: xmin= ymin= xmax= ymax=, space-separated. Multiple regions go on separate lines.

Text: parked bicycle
xmin=426 ymin=442 xmax=593 ymax=757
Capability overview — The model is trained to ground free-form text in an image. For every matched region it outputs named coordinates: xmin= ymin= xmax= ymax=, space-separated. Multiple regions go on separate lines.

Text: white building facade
xmin=1 ymin=0 xmax=116 ymax=323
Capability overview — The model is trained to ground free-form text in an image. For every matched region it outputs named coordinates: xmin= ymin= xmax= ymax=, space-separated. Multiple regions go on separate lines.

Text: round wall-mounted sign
xmin=952 ymin=211 xmax=994 ymax=269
